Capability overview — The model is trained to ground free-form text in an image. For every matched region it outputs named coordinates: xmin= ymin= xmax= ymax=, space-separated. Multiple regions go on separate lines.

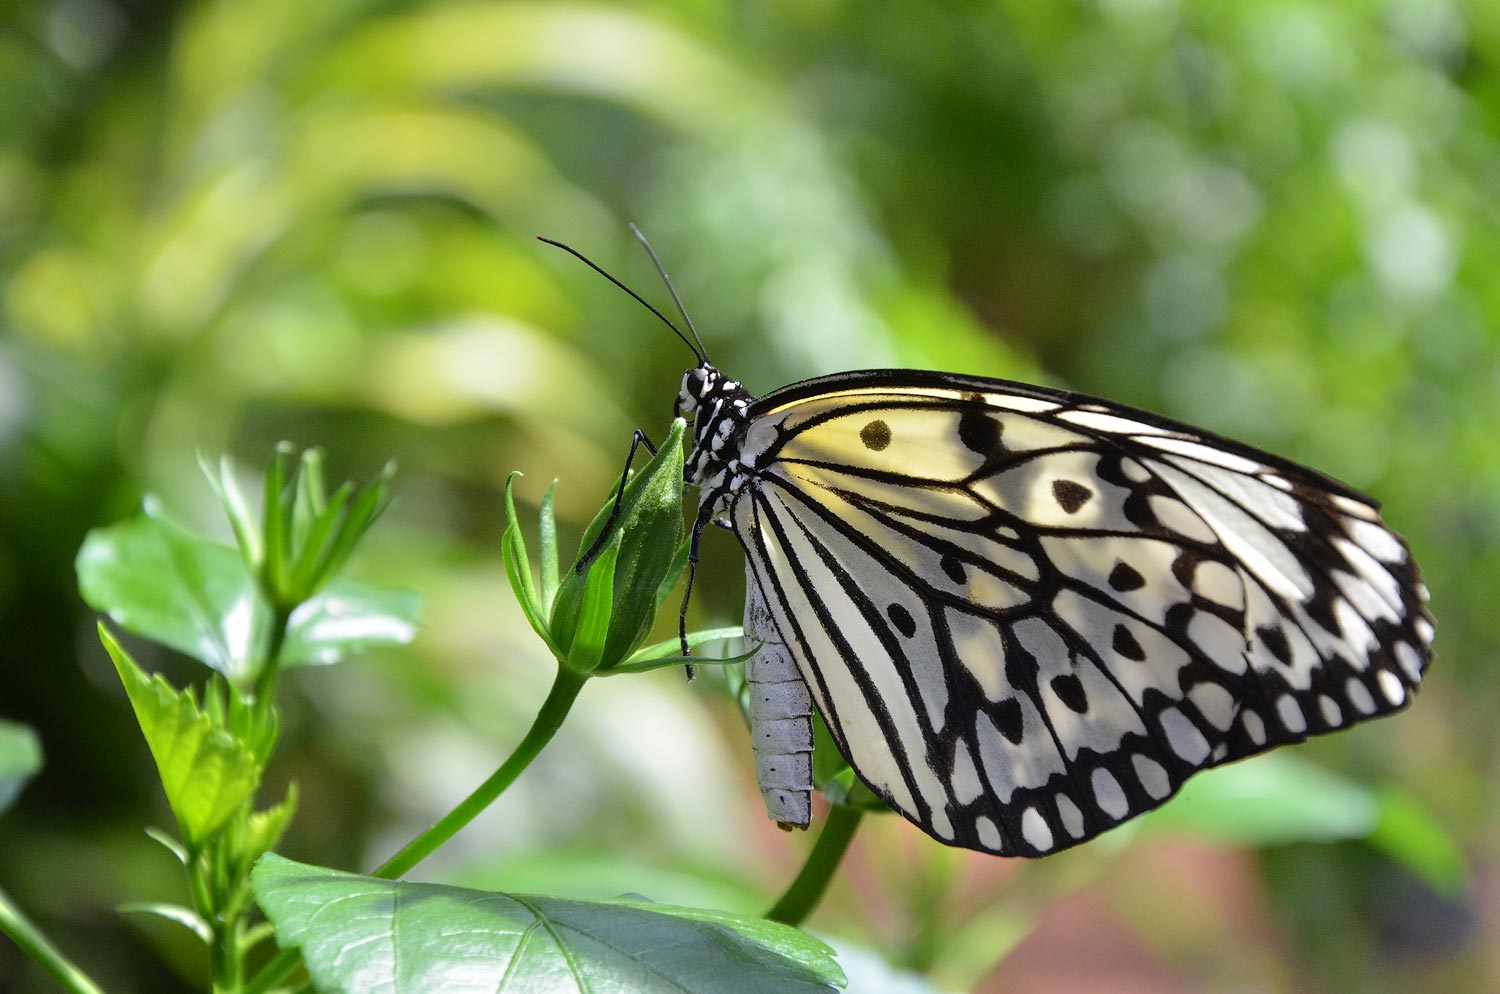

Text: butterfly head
xmin=675 ymin=363 xmax=719 ymax=417
xmin=677 ymin=363 xmax=756 ymax=490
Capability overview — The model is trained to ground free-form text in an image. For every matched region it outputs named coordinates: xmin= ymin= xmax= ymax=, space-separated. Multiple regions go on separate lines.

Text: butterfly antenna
xmin=630 ymin=223 xmax=710 ymax=363
xmin=537 ymin=236 xmax=705 ymax=364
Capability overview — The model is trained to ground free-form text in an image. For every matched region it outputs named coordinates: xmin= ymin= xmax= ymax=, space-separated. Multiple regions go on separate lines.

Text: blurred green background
xmin=1 ymin=0 xmax=1497 ymax=991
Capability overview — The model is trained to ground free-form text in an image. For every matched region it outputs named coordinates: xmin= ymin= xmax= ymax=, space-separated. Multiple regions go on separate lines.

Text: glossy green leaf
xmin=100 ymin=625 xmax=261 ymax=845
xmin=0 ymin=721 xmax=42 ymax=816
xmin=78 ymin=506 xmax=417 ymax=680
xmin=252 ymin=854 xmax=845 ymax=994
xmin=281 ymin=582 xmax=420 ymax=667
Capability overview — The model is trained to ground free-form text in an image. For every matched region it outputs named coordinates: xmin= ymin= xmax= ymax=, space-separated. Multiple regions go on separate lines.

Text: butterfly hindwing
xmin=728 ymin=370 xmax=1433 ymax=856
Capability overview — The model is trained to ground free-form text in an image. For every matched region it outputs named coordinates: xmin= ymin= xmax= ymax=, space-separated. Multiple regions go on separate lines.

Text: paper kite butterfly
xmin=542 ymin=230 xmax=1434 ymax=858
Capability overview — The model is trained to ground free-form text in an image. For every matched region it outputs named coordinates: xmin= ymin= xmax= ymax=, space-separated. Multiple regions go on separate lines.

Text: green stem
xmin=251 ymin=604 xmax=294 ymax=709
xmin=0 ymin=882 xmax=108 ymax=994
xmin=242 ymin=667 xmax=589 ymax=994
xmin=765 ymin=805 xmax=864 ymax=926
xmin=374 ymin=667 xmax=589 ymax=879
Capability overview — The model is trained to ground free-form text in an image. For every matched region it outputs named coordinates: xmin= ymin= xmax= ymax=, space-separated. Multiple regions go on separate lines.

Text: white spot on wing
xmin=1021 ymin=807 xmax=1054 ymax=851
xmin=1189 ymin=611 xmax=1249 ymax=673
xmin=1192 ymin=559 xmax=1245 ymax=609
xmin=1318 ymin=695 xmax=1343 ymax=726
xmin=1159 ymin=707 xmax=1211 ymax=764
xmin=1346 ymin=518 xmax=1406 ymax=564
xmin=1377 ymin=669 xmax=1406 ymax=705
xmin=1345 ymin=678 xmax=1376 ymax=715
xmin=1241 ymin=709 xmax=1267 ymax=745
xmin=1057 ymin=795 xmax=1085 ymax=838
xmin=1150 ymin=495 xmax=1218 ymax=543
xmin=1189 ymin=682 xmax=1236 ymax=731
xmin=1133 ymin=754 xmax=1172 ymax=800
xmin=950 ymin=739 xmax=984 ymax=805
xmin=1275 ymin=694 xmax=1307 ymax=734
xmin=1394 ymin=641 xmax=1424 ymax=682
xmin=1092 ymin=768 xmax=1129 ymax=819
xmin=975 ymin=815 xmax=1003 ymax=851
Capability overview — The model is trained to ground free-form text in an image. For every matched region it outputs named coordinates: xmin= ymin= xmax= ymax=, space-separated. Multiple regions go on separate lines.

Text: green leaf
xmin=144 ymin=826 xmax=189 ymax=864
xmin=1138 ymin=755 xmax=1466 ymax=889
xmin=562 ymin=534 xmax=620 ymax=674
xmin=627 ymin=626 xmax=745 ymax=663
xmin=607 ymin=645 xmax=758 ymax=676
xmin=282 ymin=579 xmax=420 ymax=667
xmin=502 ymin=472 xmax=558 ymax=655
xmin=287 ymin=481 xmax=353 ymax=598
xmin=78 ymin=500 xmax=260 ymax=679
xmin=243 ymin=784 xmax=300 ymax=864
xmin=1368 ymin=787 xmax=1468 ymax=893
xmin=311 ymin=460 xmax=396 ymax=593
xmin=118 ymin=902 xmax=212 ymax=944
xmin=199 ymin=453 xmax=262 ymax=569
xmin=100 ymin=625 xmax=261 ymax=845
xmin=0 ymin=720 xmax=42 ymax=816
xmin=539 ymin=479 xmax=560 ymax=611
xmin=252 ymin=854 xmax=845 ymax=994
xmin=78 ymin=508 xmax=418 ymax=680
xmin=1139 ymin=752 xmax=1379 ymax=845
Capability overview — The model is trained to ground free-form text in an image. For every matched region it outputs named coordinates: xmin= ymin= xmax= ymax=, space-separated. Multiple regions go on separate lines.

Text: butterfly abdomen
xmin=743 ymin=562 xmax=814 ymax=830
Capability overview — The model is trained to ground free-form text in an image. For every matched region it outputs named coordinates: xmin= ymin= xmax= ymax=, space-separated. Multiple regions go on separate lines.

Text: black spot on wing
xmin=1050 ymin=673 xmax=1089 ymax=713
xmin=958 ymin=409 xmax=1005 ymax=457
xmin=887 ymin=603 xmax=917 ymax=638
xmin=1108 ymin=560 xmax=1146 ymax=592
xmin=1052 ymin=479 xmax=1093 ymax=514
xmin=1112 ymin=624 xmax=1146 ymax=661
xmin=1258 ymin=624 xmax=1292 ymax=664
xmin=993 ymin=697 xmax=1024 ymax=744
xmin=860 ymin=419 xmax=892 ymax=451
xmin=941 ymin=554 xmax=967 ymax=585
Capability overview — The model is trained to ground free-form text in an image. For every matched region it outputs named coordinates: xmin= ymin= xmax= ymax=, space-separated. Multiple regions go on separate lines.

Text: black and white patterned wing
xmin=731 ymin=370 xmax=1433 ymax=857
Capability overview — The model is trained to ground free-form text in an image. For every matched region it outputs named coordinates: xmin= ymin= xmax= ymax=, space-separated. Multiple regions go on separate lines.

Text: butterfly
xmin=542 ymin=230 xmax=1435 ymax=857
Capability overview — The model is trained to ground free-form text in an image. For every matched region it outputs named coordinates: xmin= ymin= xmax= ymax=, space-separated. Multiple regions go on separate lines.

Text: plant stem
xmin=0 ymin=882 xmax=108 ymax=994
xmin=252 ymin=604 xmax=294 ymax=709
xmin=373 ymin=667 xmax=589 ymax=879
xmin=765 ymin=805 xmax=864 ymax=926
xmin=242 ymin=667 xmax=590 ymax=994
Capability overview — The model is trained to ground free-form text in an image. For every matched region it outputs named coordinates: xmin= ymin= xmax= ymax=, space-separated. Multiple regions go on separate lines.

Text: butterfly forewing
xmin=727 ymin=371 xmax=1433 ymax=856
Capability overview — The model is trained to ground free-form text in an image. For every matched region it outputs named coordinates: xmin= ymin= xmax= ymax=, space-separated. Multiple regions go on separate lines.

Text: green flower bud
xmin=549 ymin=419 xmax=688 ymax=674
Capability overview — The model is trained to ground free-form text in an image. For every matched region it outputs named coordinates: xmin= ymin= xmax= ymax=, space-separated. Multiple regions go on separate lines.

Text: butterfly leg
xmin=576 ymin=428 xmax=658 ymax=572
